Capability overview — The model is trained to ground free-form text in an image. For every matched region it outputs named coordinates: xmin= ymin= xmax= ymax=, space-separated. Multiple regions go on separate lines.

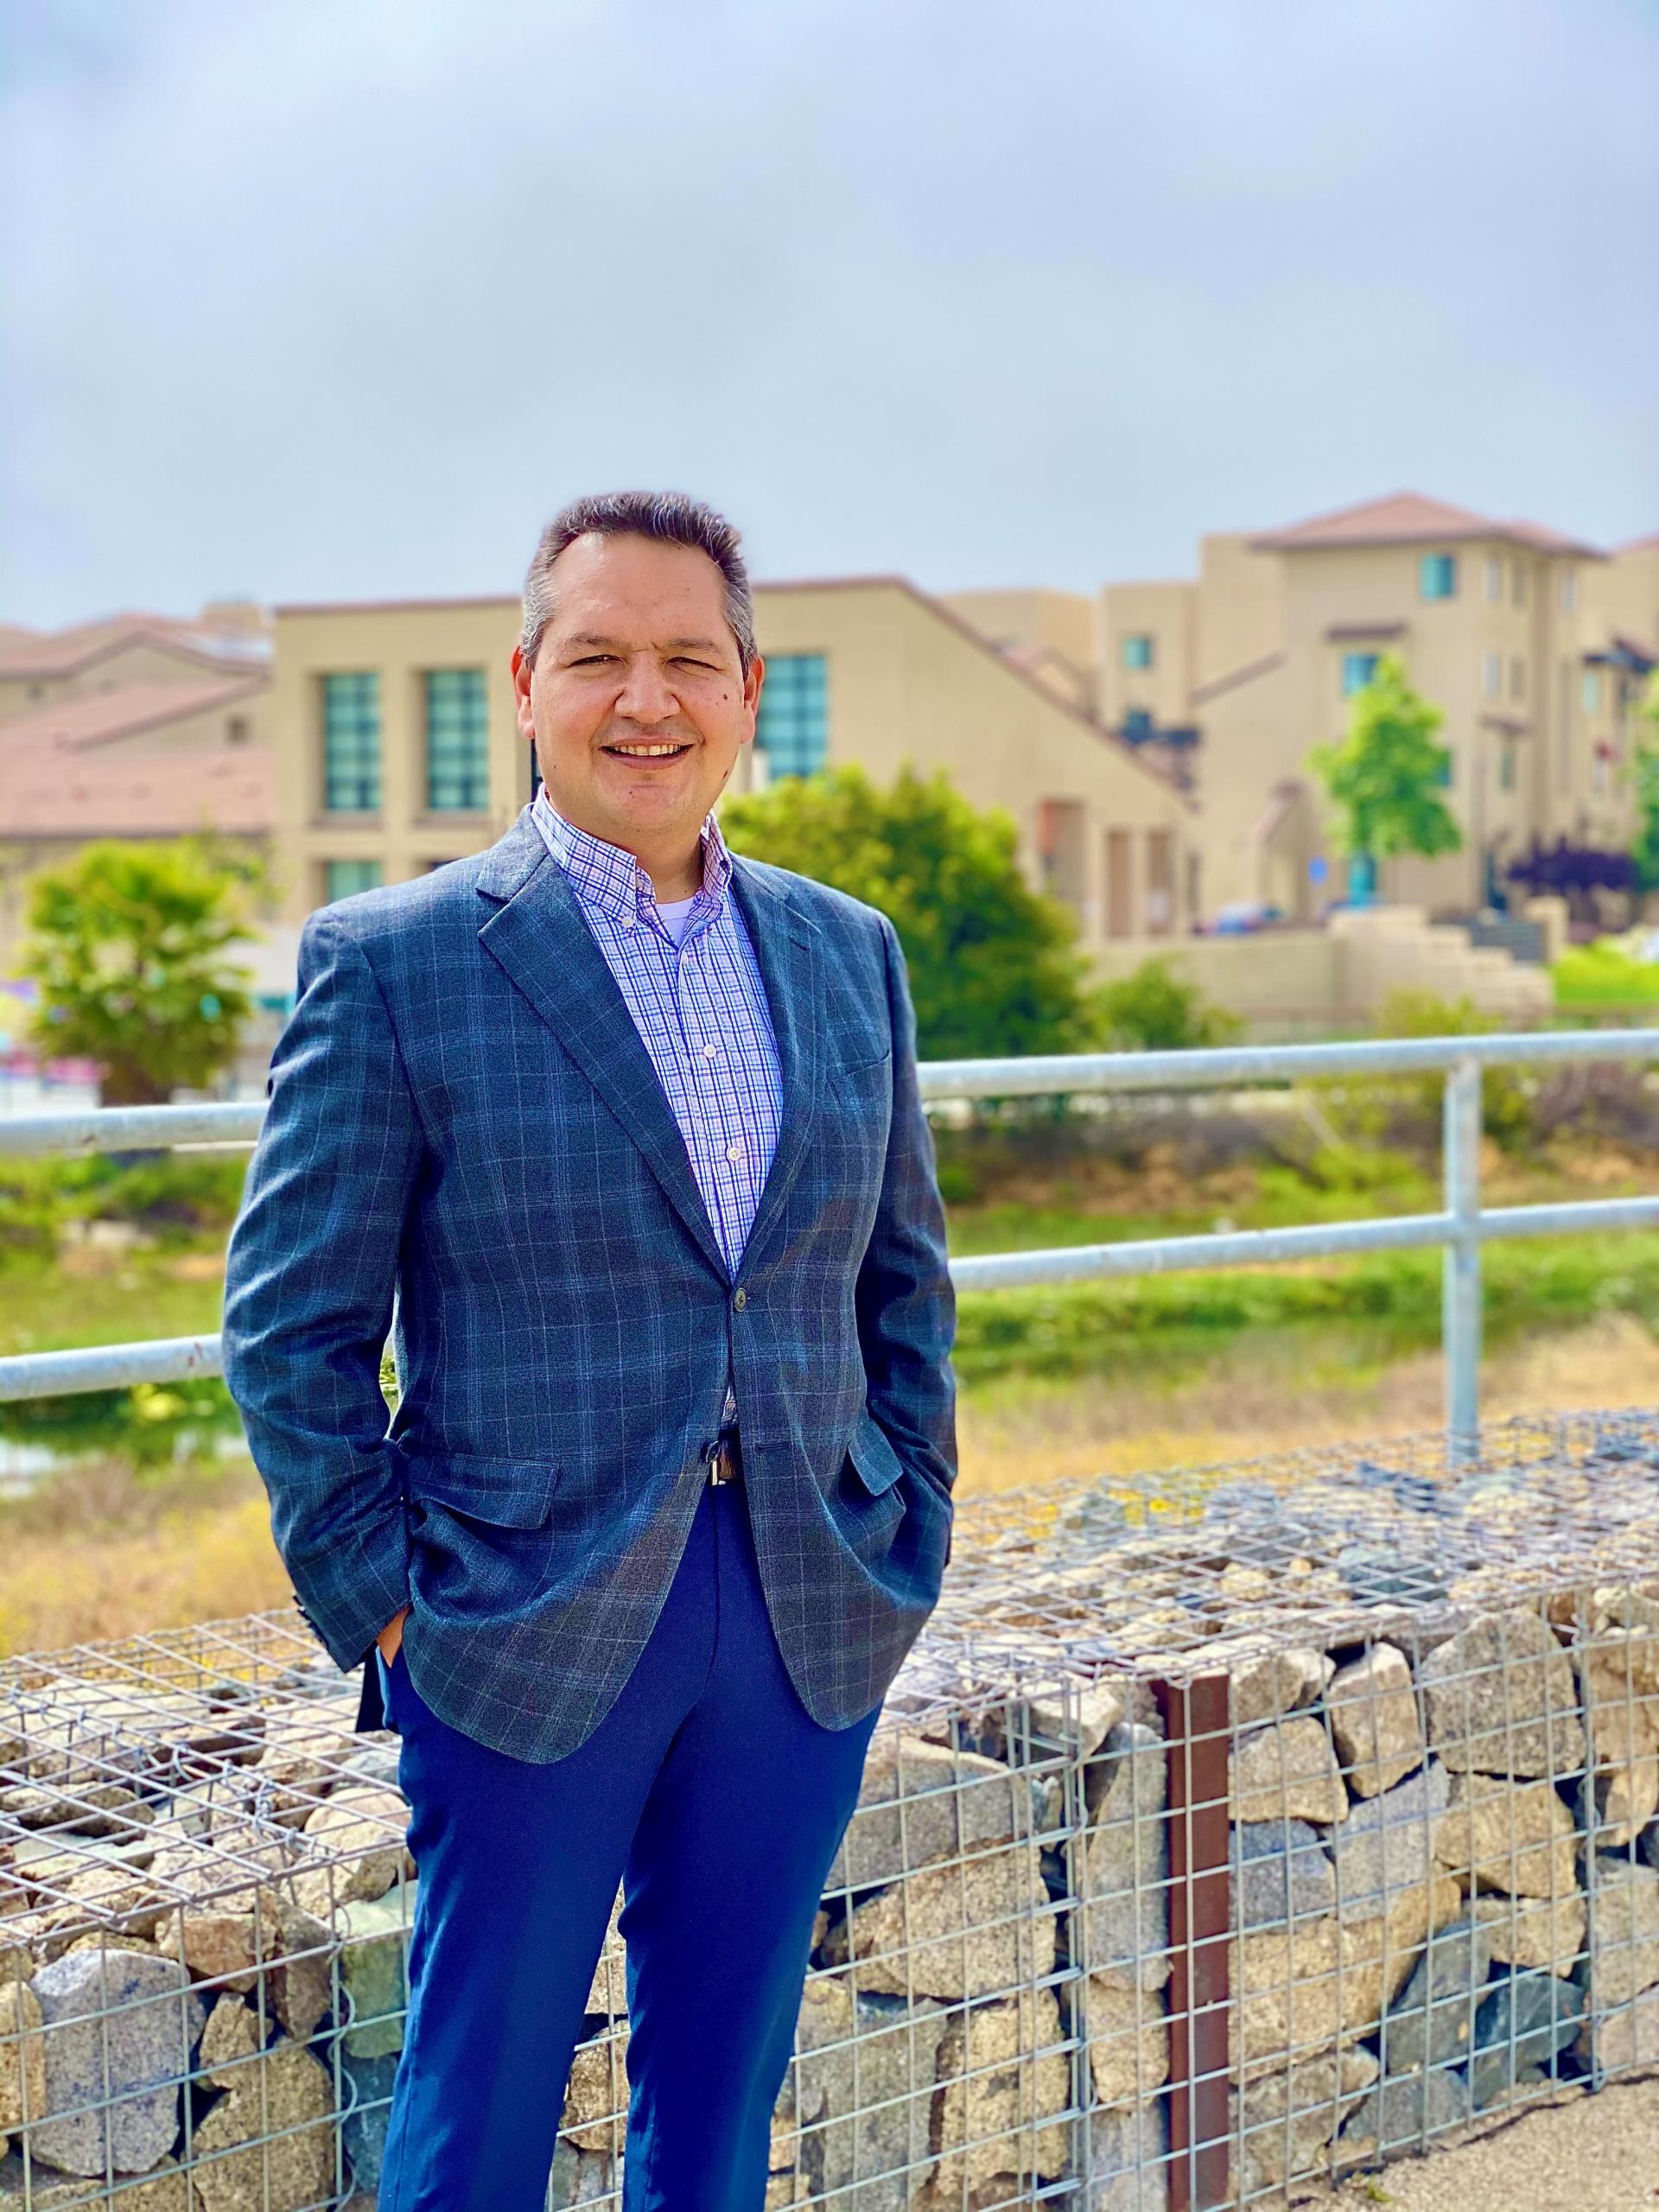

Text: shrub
xmin=1091 ymin=957 xmax=1241 ymax=1052
xmin=1314 ymin=988 xmax=1530 ymax=1154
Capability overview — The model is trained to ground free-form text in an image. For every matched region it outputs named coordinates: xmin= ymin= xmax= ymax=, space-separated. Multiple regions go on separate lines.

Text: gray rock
xmin=791 ymin=1980 xmax=949 ymax=2206
xmin=1327 ymin=1643 xmax=1426 ymax=1798
xmin=823 ymin=1733 xmax=1033 ymax=1891
xmin=1083 ymin=2096 xmax=1167 ymax=2212
xmin=1469 ymin=1970 xmax=1584 ymax=2107
xmin=1080 ymin=1725 xmax=1169 ymax=1988
xmin=1230 ymin=1821 xmax=1336 ymax=1933
xmin=1376 ymin=1918 xmax=1493 ymax=2074
xmin=1340 ymin=2063 xmax=1471 ymax=2156
xmin=337 ymin=1887 xmax=415 ymax=2059
xmin=1418 ymin=1611 xmax=1586 ymax=1780
xmin=1329 ymin=1761 xmax=1452 ymax=1922
xmin=27 ymin=1948 xmax=206 ymax=2177
xmin=340 ymin=2048 xmax=398 ymax=2195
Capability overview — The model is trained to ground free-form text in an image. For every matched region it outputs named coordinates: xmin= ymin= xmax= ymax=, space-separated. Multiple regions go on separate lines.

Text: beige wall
xmin=270 ymin=580 xmax=1192 ymax=943
xmin=752 ymin=581 xmax=1192 ymax=943
xmin=1095 ymin=580 xmax=1196 ymax=728
xmin=271 ymin=598 xmax=527 ymax=920
xmin=1194 ymin=534 xmax=1285 ymax=686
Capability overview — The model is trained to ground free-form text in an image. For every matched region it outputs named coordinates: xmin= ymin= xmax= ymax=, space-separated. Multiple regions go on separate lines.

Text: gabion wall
xmin=3 ymin=1409 xmax=1657 ymax=2211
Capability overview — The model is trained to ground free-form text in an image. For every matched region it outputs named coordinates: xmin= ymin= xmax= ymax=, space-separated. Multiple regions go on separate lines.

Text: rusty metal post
xmin=1156 ymin=1671 xmax=1231 ymax=2212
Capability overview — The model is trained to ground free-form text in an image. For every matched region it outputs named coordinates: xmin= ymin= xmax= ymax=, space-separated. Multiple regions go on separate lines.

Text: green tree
xmin=21 ymin=838 xmax=263 ymax=1104
xmin=1633 ymin=671 xmax=1659 ymax=893
xmin=1308 ymin=654 xmax=1460 ymax=896
xmin=1094 ymin=957 xmax=1241 ymax=1052
xmin=720 ymin=764 xmax=1096 ymax=1058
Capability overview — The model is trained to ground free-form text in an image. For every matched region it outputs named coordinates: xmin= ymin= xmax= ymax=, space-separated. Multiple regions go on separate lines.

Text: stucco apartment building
xmin=269 ymin=577 xmax=1196 ymax=945
xmin=959 ymin=492 xmax=1656 ymax=925
xmin=0 ymin=607 xmax=276 ymax=975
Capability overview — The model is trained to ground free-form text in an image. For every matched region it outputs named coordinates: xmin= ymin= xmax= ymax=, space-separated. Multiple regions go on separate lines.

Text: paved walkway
xmin=1306 ymin=2075 xmax=1659 ymax=2211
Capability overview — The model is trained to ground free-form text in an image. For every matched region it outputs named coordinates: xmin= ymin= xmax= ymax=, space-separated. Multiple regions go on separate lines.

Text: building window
xmin=1582 ymin=668 xmax=1603 ymax=715
xmin=1510 ymin=655 xmax=1527 ymax=701
xmin=1341 ymin=652 xmax=1381 ymax=697
xmin=226 ymin=715 xmax=251 ymax=745
xmin=1484 ymin=556 xmax=1503 ymax=603
xmin=1558 ymin=663 xmax=1573 ymax=793
xmin=322 ymin=672 xmax=381 ymax=811
xmin=1560 ymin=568 xmax=1577 ymax=613
xmin=425 ymin=668 xmax=490 ymax=811
xmin=1434 ymin=747 xmax=1454 ymax=789
xmin=1121 ymin=633 xmax=1155 ymax=671
xmin=1497 ymin=746 xmax=1516 ymax=793
xmin=1482 ymin=652 xmax=1502 ymax=700
xmin=1420 ymin=553 xmax=1458 ymax=601
xmin=325 ymin=859 xmax=383 ymax=902
xmin=1512 ymin=562 xmax=1528 ymax=607
xmin=1592 ymin=748 xmax=1610 ymax=797
xmin=754 ymin=653 xmax=828 ymax=778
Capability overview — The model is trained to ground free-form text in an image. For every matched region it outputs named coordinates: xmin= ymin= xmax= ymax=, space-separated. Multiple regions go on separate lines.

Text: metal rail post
xmin=1443 ymin=1054 xmax=1483 ymax=1446
xmin=1154 ymin=1673 xmax=1231 ymax=2212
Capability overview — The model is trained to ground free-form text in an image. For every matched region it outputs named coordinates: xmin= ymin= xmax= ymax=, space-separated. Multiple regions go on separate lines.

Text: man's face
xmin=512 ymin=531 xmax=762 ymax=862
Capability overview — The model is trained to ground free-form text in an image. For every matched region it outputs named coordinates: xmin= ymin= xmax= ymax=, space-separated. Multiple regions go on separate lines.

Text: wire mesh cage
xmin=3 ymin=1408 xmax=1657 ymax=2210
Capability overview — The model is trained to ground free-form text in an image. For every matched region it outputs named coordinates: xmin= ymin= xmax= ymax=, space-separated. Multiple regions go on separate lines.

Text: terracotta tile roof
xmin=0 ymin=675 xmax=266 ymax=752
xmin=0 ymin=613 xmax=269 ymax=682
xmin=1619 ymin=532 xmax=1659 ymax=555
xmin=1251 ymin=491 xmax=1604 ymax=560
xmin=0 ymin=731 xmax=274 ymax=838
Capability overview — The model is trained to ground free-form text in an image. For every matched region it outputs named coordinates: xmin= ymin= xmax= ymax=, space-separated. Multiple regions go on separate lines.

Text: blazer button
xmin=732 ymin=1287 xmax=747 ymax=1311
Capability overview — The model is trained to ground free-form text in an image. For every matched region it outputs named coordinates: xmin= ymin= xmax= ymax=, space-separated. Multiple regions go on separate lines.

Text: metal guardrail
xmin=3 ymin=1029 xmax=1659 ymax=1433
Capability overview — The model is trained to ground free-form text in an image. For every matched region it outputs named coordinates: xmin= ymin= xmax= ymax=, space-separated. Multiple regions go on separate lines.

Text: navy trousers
xmin=373 ymin=1476 xmax=883 ymax=2212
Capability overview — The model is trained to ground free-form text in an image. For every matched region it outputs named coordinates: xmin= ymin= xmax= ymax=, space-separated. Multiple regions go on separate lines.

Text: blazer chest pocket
xmin=404 ymin=1451 xmax=563 ymax=1529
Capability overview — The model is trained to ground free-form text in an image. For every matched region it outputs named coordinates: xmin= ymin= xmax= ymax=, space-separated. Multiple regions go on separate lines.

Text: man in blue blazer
xmin=219 ymin=491 xmax=957 ymax=2209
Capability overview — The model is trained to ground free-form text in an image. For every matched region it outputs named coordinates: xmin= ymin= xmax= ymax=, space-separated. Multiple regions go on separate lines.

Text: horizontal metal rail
xmin=3 ymin=1031 xmax=1658 ymax=1424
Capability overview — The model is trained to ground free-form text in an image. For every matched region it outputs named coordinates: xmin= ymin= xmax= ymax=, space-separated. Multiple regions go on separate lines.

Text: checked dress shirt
xmin=530 ymin=786 xmax=785 ymax=1428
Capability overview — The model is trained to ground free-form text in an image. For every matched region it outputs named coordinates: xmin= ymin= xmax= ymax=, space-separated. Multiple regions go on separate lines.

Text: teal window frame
xmin=755 ymin=653 xmax=828 ymax=779
xmin=1419 ymin=552 xmax=1458 ymax=601
xmin=322 ymin=672 xmax=381 ymax=811
xmin=1340 ymin=652 xmax=1381 ymax=697
xmin=325 ymin=859 xmax=383 ymax=902
xmin=1582 ymin=668 xmax=1603 ymax=715
xmin=425 ymin=668 xmax=491 ymax=811
xmin=1122 ymin=632 xmax=1154 ymax=671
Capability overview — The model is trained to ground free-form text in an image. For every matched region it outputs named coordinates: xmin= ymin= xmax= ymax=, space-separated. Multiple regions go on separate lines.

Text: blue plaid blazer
xmin=220 ymin=804 xmax=957 ymax=1763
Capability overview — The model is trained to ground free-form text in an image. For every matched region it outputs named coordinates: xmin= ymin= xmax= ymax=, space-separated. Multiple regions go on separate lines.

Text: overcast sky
xmin=3 ymin=0 xmax=1656 ymax=627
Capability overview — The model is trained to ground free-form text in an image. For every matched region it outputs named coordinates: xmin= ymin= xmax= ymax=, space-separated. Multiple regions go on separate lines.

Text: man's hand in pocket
xmin=377 ymin=1605 xmax=410 ymax=1666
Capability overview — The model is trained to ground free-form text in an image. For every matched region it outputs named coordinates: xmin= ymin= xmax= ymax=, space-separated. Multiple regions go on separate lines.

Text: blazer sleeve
xmin=220 ymin=909 xmax=419 ymax=1673
xmin=854 ymin=912 xmax=957 ymax=1530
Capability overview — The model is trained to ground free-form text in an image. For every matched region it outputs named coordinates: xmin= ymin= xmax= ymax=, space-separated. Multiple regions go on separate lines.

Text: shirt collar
xmin=531 ymin=785 xmax=734 ymax=928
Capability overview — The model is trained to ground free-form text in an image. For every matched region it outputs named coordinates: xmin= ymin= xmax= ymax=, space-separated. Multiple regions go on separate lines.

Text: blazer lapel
xmin=729 ymin=856 xmax=824 ymax=1271
xmin=475 ymin=814 xmax=728 ymax=1281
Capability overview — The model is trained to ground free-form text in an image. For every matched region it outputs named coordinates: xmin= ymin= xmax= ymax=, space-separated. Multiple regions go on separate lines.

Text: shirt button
xmin=726 ymin=1139 xmax=743 ymax=1161
xmin=732 ymin=1287 xmax=747 ymax=1312
xmin=703 ymin=1046 xmax=718 ymax=1060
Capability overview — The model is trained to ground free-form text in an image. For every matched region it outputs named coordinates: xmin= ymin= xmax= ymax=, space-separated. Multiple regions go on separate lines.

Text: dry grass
xmin=955 ymin=1312 xmax=1659 ymax=1496
xmin=0 ymin=1459 xmax=292 ymax=1658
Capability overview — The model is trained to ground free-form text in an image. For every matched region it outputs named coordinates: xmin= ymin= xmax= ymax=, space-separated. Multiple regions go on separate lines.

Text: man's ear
xmin=511 ymin=645 xmax=537 ymax=745
xmin=739 ymin=651 xmax=765 ymax=747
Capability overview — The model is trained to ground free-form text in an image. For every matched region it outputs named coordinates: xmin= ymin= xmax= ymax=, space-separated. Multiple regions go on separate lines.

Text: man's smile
xmin=602 ymin=739 xmax=694 ymax=760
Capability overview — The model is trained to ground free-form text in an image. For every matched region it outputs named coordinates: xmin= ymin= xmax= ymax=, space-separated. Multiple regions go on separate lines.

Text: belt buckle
xmin=708 ymin=1436 xmax=740 ymax=1486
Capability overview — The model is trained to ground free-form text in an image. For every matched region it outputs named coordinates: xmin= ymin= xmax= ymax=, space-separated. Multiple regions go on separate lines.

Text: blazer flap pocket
xmin=846 ymin=1414 xmax=905 ymax=1497
xmin=404 ymin=1452 xmax=563 ymax=1528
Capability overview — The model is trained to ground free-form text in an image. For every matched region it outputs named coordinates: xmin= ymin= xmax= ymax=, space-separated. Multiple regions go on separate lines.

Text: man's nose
xmin=613 ymin=654 xmax=679 ymax=724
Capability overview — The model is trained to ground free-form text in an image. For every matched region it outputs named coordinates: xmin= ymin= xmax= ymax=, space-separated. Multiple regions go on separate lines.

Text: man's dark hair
xmin=519 ymin=491 xmax=755 ymax=673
